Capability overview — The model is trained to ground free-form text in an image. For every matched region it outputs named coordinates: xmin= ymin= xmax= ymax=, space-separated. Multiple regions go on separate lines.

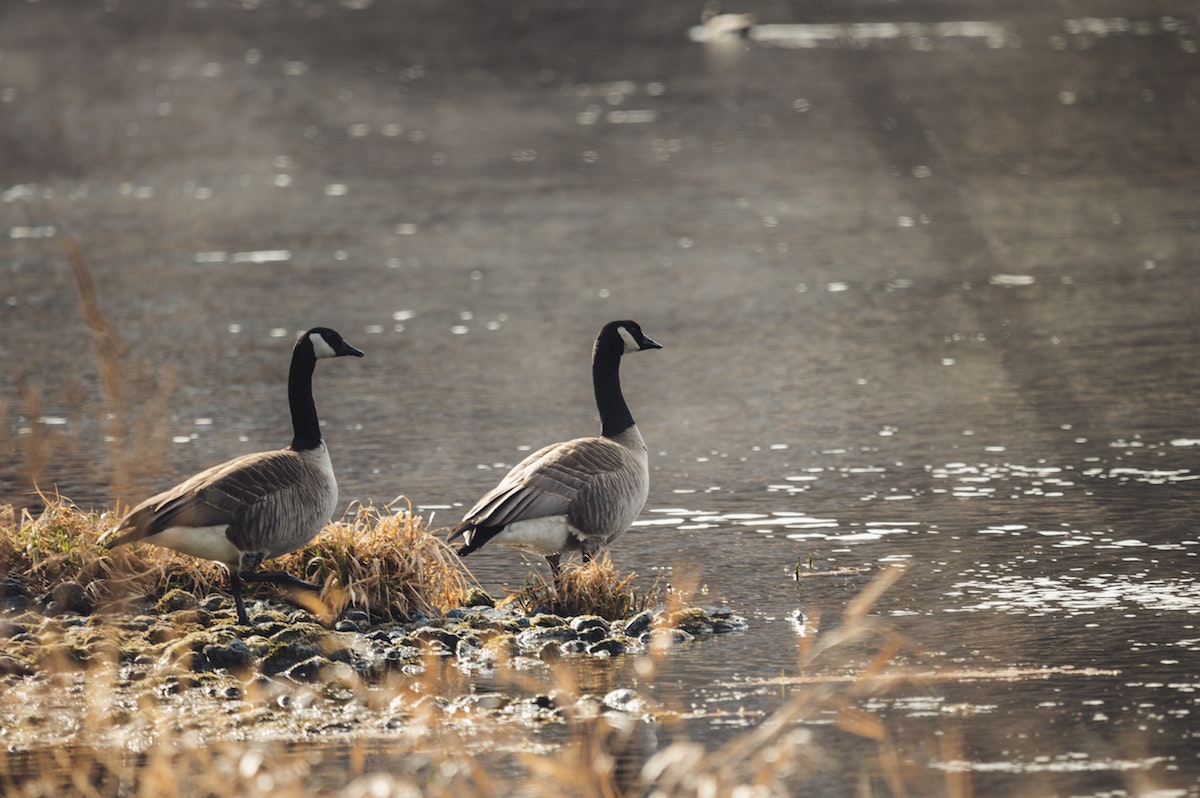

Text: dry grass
xmin=277 ymin=499 xmax=469 ymax=621
xmin=0 ymin=497 xmax=467 ymax=621
xmin=507 ymin=554 xmax=661 ymax=620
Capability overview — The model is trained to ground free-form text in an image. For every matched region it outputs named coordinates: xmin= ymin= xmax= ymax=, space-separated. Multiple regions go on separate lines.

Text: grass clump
xmin=281 ymin=500 xmax=468 ymax=621
xmin=0 ymin=498 xmax=467 ymax=622
xmin=510 ymin=554 xmax=660 ymax=620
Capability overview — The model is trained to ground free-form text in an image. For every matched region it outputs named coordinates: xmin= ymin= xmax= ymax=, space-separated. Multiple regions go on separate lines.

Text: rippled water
xmin=3 ymin=0 xmax=1199 ymax=793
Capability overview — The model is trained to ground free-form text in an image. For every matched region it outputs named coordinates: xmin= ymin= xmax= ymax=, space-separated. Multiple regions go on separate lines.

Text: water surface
xmin=2 ymin=0 xmax=1198 ymax=793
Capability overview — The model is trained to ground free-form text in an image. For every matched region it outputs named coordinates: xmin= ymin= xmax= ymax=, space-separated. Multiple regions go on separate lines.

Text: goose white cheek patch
xmin=310 ymin=333 xmax=338 ymax=359
xmin=618 ymin=326 xmax=640 ymax=353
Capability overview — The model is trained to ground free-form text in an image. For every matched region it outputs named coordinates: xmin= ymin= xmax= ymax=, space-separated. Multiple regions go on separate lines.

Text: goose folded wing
xmin=112 ymin=451 xmax=311 ymax=542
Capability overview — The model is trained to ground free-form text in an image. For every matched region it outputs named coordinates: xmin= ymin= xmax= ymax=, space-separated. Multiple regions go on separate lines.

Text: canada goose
xmin=99 ymin=327 xmax=364 ymax=625
xmin=449 ymin=320 xmax=662 ymax=579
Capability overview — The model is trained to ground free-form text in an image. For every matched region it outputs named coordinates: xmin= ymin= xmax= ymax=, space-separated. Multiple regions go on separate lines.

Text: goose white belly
xmin=493 ymin=516 xmax=576 ymax=556
xmin=152 ymin=524 xmax=241 ymax=567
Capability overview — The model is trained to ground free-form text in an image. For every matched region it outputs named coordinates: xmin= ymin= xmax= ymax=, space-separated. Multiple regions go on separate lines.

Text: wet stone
xmin=203 ymin=638 xmax=253 ymax=671
xmin=262 ymin=643 xmax=322 ymax=676
xmin=282 ymin=655 xmax=328 ymax=682
xmin=45 ymin=581 xmax=91 ymax=616
xmin=340 ymin=608 xmax=371 ymax=624
xmin=603 ymin=688 xmax=646 ymax=714
xmin=560 ymin=639 xmax=589 ymax=656
xmin=156 ymin=589 xmax=198 ymax=614
xmin=516 ymin=625 xmax=579 ymax=652
xmin=644 ymin=627 xmax=695 ymax=647
xmin=461 ymin=587 xmax=496 ymax=608
xmin=1 ymin=577 xmax=33 ymax=612
xmin=586 ymin=638 xmax=627 ymax=658
xmin=569 ymin=615 xmax=609 ymax=633
xmin=622 ymin=610 xmax=653 ymax=638
xmin=0 ymin=618 xmax=27 ymax=638
xmin=0 ymin=653 xmax=33 ymax=677
xmin=407 ymin=626 xmax=461 ymax=654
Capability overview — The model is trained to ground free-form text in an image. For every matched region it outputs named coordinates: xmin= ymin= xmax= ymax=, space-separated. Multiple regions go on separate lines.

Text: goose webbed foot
xmin=243 ymin=570 xmax=323 ymax=592
xmin=230 ymin=552 xmax=322 ymax=625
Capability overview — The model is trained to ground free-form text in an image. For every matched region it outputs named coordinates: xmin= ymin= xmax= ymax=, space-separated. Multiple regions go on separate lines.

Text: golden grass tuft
xmin=509 ymin=553 xmax=661 ymax=620
xmin=278 ymin=499 xmax=469 ymax=621
xmin=0 ymin=497 xmax=468 ymax=621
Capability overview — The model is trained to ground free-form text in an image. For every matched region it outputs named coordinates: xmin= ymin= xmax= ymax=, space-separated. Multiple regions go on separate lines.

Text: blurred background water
xmin=2 ymin=0 xmax=1199 ymax=793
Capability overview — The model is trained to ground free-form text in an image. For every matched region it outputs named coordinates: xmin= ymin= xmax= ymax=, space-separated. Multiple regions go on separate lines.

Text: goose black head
xmin=302 ymin=327 xmax=366 ymax=360
xmin=609 ymin=320 xmax=662 ymax=354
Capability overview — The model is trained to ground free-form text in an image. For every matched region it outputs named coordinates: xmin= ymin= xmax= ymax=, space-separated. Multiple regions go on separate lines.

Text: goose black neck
xmin=288 ymin=339 xmax=323 ymax=451
xmin=593 ymin=334 xmax=635 ymax=438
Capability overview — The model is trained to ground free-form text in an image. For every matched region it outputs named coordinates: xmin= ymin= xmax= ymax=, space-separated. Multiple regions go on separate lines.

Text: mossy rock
xmin=156 ymin=588 xmax=198 ymax=614
xmin=666 ymin=607 xmax=713 ymax=634
xmin=462 ymin=587 xmax=496 ymax=608
xmin=263 ymin=644 xmax=324 ymax=677
xmin=203 ymin=638 xmax=253 ymax=671
xmin=480 ymin=632 xmax=520 ymax=660
xmin=528 ymin=614 xmax=568 ymax=629
xmin=268 ymin=622 xmax=329 ymax=648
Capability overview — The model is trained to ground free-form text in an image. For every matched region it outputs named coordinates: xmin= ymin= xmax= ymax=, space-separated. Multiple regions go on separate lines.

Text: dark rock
xmin=407 ymin=626 xmax=461 ymax=654
xmin=327 ymin=646 xmax=354 ymax=664
xmin=0 ymin=619 xmax=28 ymax=638
xmin=261 ymin=643 xmax=322 ymax=676
xmin=516 ymin=625 xmax=579 ymax=651
xmin=282 ymin=655 xmax=328 ymax=682
xmin=560 ymin=639 xmax=588 ymax=655
xmin=577 ymin=625 xmax=610 ymax=644
xmin=335 ymin=619 xmax=362 ymax=633
xmin=712 ymin=617 xmax=748 ymax=633
xmin=586 ymin=638 xmax=628 ymax=658
xmin=0 ymin=653 xmax=33 ymax=677
xmin=45 ymin=581 xmax=92 ymax=615
xmin=203 ymin=638 xmax=253 ymax=671
xmin=1 ymin=577 xmax=31 ymax=600
xmin=1 ymin=577 xmax=33 ymax=612
xmin=622 ymin=610 xmax=653 ymax=638
xmin=569 ymin=615 xmax=609 ymax=632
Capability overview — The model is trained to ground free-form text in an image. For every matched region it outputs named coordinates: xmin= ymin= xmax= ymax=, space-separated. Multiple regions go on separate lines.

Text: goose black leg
xmin=228 ymin=570 xmax=251 ymax=626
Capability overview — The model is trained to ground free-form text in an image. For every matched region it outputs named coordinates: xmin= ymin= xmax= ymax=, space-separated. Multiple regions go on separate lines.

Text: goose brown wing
xmin=107 ymin=450 xmax=312 ymax=544
xmin=452 ymin=437 xmax=629 ymax=536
